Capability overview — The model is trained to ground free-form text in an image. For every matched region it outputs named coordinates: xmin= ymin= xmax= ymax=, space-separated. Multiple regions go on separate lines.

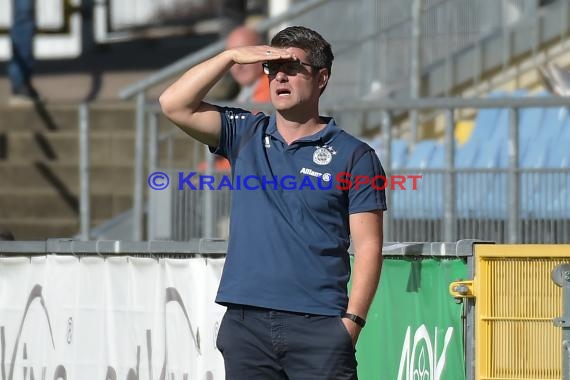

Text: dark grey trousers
xmin=216 ymin=304 xmax=358 ymax=380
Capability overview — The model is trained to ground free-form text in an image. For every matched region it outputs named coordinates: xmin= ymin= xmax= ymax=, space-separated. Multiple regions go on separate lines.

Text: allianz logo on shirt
xmin=300 ymin=168 xmax=332 ymax=182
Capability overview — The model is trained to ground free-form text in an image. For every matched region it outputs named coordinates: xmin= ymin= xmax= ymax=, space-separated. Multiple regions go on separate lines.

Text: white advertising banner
xmin=0 ymin=255 xmax=227 ymax=380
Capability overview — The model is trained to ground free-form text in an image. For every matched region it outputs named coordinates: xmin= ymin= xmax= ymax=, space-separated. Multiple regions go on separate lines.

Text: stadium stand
xmin=380 ymin=90 xmax=569 ymax=223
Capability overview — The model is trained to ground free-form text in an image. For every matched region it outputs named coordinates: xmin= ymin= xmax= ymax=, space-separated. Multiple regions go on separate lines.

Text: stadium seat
xmin=544 ymin=137 xmax=570 ymax=218
xmin=476 ymin=140 xmax=508 ymax=219
xmin=518 ymin=103 xmax=545 ymax=164
xmin=366 ymin=137 xmax=409 ymax=170
xmin=529 ymin=104 xmax=568 ymax=151
xmin=469 ymin=91 xmax=560 ymax=219
xmin=468 ymin=92 xmax=506 ymax=144
xmin=455 ymin=130 xmax=506 ymax=218
xmin=423 ymin=144 xmax=445 ymax=218
xmin=398 ymin=142 xmax=464 ymax=219
xmin=391 ymin=140 xmax=437 ymax=218
xmin=487 ymin=119 xmax=553 ymax=219
xmin=520 ymin=136 xmax=552 ymax=218
xmin=455 ymin=141 xmax=479 ymax=168
xmin=405 ymin=140 xmax=438 ymax=169
xmin=391 ymin=92 xmax=570 ymax=221
xmin=478 ymin=139 xmax=505 ymax=168
xmin=520 ymin=103 xmax=569 ymax=218
xmin=525 ymin=137 xmax=570 ymax=218
xmin=429 ymin=144 xmax=445 ymax=168
xmin=558 ymin=116 xmax=570 ymax=140
xmin=454 ymin=141 xmax=481 ymax=218
xmin=391 ymin=139 xmax=409 ymax=169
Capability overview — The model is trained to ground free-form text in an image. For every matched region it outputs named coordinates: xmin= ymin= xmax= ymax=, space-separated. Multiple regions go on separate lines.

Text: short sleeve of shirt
xmin=209 ymin=106 xmax=264 ymax=163
xmin=348 ymin=149 xmax=388 ymax=214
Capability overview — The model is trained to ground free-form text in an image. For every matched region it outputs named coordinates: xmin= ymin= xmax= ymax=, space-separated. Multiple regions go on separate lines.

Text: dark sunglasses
xmin=262 ymin=60 xmax=315 ymax=76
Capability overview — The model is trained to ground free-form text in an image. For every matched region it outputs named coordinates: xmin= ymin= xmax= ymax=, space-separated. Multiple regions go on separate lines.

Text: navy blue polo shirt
xmin=210 ymin=106 xmax=387 ymax=316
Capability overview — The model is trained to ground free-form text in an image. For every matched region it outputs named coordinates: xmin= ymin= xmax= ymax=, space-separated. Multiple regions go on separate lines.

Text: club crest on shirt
xmin=313 ymin=145 xmax=336 ymax=165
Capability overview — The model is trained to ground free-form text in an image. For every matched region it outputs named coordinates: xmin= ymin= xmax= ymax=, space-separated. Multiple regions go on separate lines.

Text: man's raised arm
xmin=159 ymin=46 xmax=293 ymax=148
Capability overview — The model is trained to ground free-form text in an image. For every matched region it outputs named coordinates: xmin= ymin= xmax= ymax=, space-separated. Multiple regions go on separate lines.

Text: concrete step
xmin=0 ymin=103 xmax=136 ymax=132
xmin=0 ymin=162 xmax=135 ymax=193
xmin=7 ymin=131 xmax=135 ymax=164
xmin=1 ymin=217 xmax=79 ymax=240
xmin=4 ymin=129 xmax=195 ymax=164
xmin=0 ymin=101 xmax=204 ymax=240
xmin=0 ymin=189 xmax=131 ymax=219
xmin=0 ymin=102 xmax=185 ymax=132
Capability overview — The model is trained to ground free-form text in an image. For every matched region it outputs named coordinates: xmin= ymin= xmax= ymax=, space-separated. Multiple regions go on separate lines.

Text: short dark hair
xmin=270 ymin=26 xmax=334 ymax=78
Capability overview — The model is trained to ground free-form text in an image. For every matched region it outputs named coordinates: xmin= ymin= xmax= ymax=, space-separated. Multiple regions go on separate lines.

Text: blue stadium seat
xmin=550 ymin=180 xmax=570 ymax=218
xmin=522 ymin=137 xmax=550 ymax=168
xmin=480 ymin=99 xmax=516 ymax=168
xmin=526 ymin=137 xmax=570 ymax=218
xmin=455 ymin=141 xmax=480 ymax=168
xmin=477 ymin=139 xmax=506 ymax=168
xmin=520 ymin=136 xmax=552 ymax=218
xmin=392 ymin=140 xmax=438 ymax=218
xmin=468 ymin=92 xmax=506 ymax=144
xmin=520 ymin=105 xmax=569 ymax=219
xmin=476 ymin=140 xmax=508 ymax=219
xmin=492 ymin=108 xmax=510 ymax=141
xmin=519 ymin=92 xmax=547 ymax=138
xmin=391 ymin=139 xmax=409 ymax=169
xmin=456 ymin=135 xmax=506 ymax=218
xmin=486 ymin=96 xmax=551 ymax=169
xmin=530 ymin=174 xmax=570 ymax=219
xmin=454 ymin=142 xmax=481 ymax=218
xmin=480 ymin=131 xmax=550 ymax=219
xmin=550 ymin=189 xmax=570 ymax=218
xmin=527 ymin=104 xmax=569 ymax=166
xmin=558 ymin=116 xmax=570 ymax=140
xmin=391 ymin=92 xmax=570 ymax=221
xmin=405 ymin=140 xmax=438 ymax=169
xmin=475 ymin=91 xmax=548 ymax=169
xmin=546 ymin=137 xmax=570 ymax=168
xmin=519 ymin=106 xmax=545 ymax=141
xmin=366 ymin=137 xmax=408 ymax=170
xmin=466 ymin=103 xmax=526 ymax=218
xmin=519 ymin=103 xmax=545 ymax=164
xmin=429 ymin=144 xmax=445 ymax=168
xmin=424 ymin=144 xmax=445 ymax=218
xmin=484 ymin=174 xmax=508 ymax=219
xmin=543 ymin=105 xmax=568 ymax=129
xmin=455 ymin=92 xmax=508 ymax=218
xmin=473 ymin=90 xmax=525 ymax=145
xmin=469 ymin=92 xmax=560 ymax=219
xmin=546 ymin=137 xmax=570 ymax=218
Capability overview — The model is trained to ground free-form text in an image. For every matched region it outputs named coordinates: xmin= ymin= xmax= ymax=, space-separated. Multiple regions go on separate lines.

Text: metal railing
xmin=115 ymin=0 xmax=570 ymax=241
xmin=339 ymin=95 xmax=570 ymax=243
xmin=117 ymin=0 xmax=332 ymax=240
xmin=144 ymin=95 xmax=570 ymax=243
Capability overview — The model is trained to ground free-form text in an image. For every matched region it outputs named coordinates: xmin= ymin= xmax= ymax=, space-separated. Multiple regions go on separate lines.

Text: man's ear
xmin=318 ymin=69 xmax=329 ymax=89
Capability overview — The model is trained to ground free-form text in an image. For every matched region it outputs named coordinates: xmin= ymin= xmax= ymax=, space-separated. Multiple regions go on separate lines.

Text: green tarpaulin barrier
xmin=354 ymin=258 xmax=468 ymax=380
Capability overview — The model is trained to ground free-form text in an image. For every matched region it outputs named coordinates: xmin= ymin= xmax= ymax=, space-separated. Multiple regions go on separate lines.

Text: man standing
xmin=160 ymin=26 xmax=386 ymax=379
xmin=8 ymin=0 xmax=37 ymax=105
xmin=225 ymin=26 xmax=271 ymax=104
